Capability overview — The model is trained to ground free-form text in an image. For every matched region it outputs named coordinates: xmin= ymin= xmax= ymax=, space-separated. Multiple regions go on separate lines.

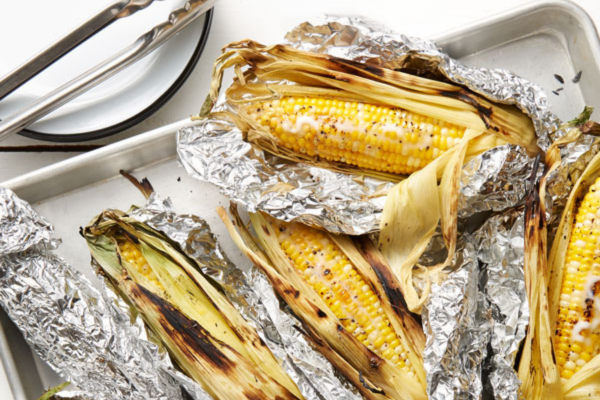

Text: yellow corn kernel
xmin=247 ymin=96 xmax=466 ymax=175
xmin=272 ymin=220 xmax=415 ymax=375
xmin=118 ymin=241 xmax=163 ymax=289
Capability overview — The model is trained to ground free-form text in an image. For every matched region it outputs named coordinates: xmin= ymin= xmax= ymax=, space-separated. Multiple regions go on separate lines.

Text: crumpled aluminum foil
xmin=423 ymin=241 xmax=492 ymax=400
xmin=178 ymin=16 xmax=559 ymax=235
xmin=0 ymin=186 xmax=359 ymax=400
xmin=473 ymin=210 xmax=528 ymax=400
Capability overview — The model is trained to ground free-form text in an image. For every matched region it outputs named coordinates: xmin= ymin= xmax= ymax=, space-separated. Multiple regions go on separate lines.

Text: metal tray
xmin=2 ymin=0 xmax=600 ymax=398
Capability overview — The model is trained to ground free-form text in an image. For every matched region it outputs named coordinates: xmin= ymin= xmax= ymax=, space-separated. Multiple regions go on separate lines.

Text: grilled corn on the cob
xmin=203 ymin=40 xmax=538 ymax=313
xmin=247 ymin=96 xmax=466 ymax=175
xmin=546 ymin=137 xmax=600 ymax=399
xmin=553 ymin=178 xmax=600 ymax=380
xmin=218 ymin=205 xmax=427 ymax=400
xmin=83 ymin=203 xmax=303 ymax=400
xmin=204 ymin=40 xmax=537 ymax=181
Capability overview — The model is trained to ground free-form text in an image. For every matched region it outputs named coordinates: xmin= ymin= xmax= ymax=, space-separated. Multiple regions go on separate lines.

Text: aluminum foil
xmin=178 ymin=16 xmax=559 ymax=235
xmin=458 ymin=145 xmax=538 ymax=218
xmin=0 ymin=186 xmax=359 ymax=400
xmin=423 ymin=242 xmax=491 ymax=400
xmin=473 ymin=211 xmax=528 ymax=400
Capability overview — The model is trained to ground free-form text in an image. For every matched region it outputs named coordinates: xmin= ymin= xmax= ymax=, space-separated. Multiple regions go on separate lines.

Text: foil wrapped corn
xmin=201 ymin=40 xmax=539 ymax=313
xmin=83 ymin=190 xmax=303 ymax=400
xmin=218 ymin=205 xmax=427 ymax=400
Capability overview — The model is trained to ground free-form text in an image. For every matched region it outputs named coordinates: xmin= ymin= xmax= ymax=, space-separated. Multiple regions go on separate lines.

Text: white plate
xmin=0 ymin=0 xmax=212 ymax=141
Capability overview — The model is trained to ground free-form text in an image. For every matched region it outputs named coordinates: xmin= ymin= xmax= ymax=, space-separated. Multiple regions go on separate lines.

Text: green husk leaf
xmin=37 ymin=382 xmax=70 ymax=400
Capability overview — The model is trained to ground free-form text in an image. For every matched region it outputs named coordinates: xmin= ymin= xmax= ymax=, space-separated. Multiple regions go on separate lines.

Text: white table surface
xmin=2 ymin=0 xmax=600 ymax=398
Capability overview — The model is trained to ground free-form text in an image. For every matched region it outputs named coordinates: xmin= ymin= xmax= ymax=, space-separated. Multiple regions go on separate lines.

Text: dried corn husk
xmin=517 ymin=170 xmax=562 ymax=400
xmin=83 ymin=196 xmax=303 ymax=400
xmin=217 ymin=205 xmax=427 ymax=400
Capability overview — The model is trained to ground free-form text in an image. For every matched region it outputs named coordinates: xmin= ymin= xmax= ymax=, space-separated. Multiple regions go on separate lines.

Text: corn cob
xmin=553 ymin=177 xmax=600 ymax=380
xmin=218 ymin=205 xmax=427 ymax=400
xmin=83 ymin=198 xmax=303 ymax=400
xmin=247 ymin=96 xmax=466 ymax=175
xmin=277 ymin=220 xmax=417 ymax=376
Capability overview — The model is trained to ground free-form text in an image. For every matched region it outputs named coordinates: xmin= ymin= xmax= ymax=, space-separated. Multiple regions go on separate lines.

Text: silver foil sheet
xmin=473 ymin=210 xmax=528 ymax=400
xmin=0 ymin=186 xmax=358 ymax=400
xmin=178 ymin=16 xmax=559 ymax=235
xmin=423 ymin=242 xmax=492 ymax=400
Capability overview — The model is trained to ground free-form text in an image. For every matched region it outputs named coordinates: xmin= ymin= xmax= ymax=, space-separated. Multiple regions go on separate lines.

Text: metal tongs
xmin=0 ymin=0 xmax=215 ymax=142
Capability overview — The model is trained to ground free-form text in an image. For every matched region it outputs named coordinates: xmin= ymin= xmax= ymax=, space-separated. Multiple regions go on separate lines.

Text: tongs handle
xmin=0 ymin=0 xmax=157 ymax=101
xmin=0 ymin=0 xmax=215 ymax=142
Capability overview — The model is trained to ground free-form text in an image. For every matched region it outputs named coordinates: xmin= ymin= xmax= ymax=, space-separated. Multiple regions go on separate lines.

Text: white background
xmin=2 ymin=0 xmax=600 ymax=398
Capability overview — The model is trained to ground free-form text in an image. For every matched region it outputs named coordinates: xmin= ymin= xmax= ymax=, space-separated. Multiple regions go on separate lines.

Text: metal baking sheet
xmin=3 ymin=0 xmax=600 ymax=398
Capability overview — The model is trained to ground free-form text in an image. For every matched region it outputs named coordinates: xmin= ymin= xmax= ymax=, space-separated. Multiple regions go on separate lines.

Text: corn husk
xmin=217 ymin=204 xmax=427 ymax=400
xmin=83 ymin=195 xmax=303 ymax=400
xmin=517 ymin=170 xmax=562 ymax=400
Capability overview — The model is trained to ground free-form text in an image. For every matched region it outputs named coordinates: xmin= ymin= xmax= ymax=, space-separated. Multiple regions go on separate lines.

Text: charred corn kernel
xmin=246 ymin=96 xmax=466 ymax=175
xmin=271 ymin=220 xmax=416 ymax=375
xmin=554 ymin=177 xmax=600 ymax=380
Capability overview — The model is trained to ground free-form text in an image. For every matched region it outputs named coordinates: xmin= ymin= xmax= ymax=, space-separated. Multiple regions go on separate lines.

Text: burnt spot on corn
xmin=283 ymin=288 xmax=300 ymax=299
xmin=358 ymin=371 xmax=385 ymax=395
xmin=128 ymin=283 xmax=235 ymax=372
xmin=439 ymin=89 xmax=493 ymax=125
xmin=353 ymin=236 xmax=417 ymax=320
xmin=262 ymin=224 xmax=270 ymax=235
xmin=369 ymin=355 xmax=383 ymax=370
xmin=363 ymin=64 xmax=386 ymax=77
xmin=317 ymin=309 xmax=327 ymax=318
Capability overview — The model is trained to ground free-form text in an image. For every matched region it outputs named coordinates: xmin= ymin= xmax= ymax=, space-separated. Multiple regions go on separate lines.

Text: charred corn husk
xmin=83 ymin=203 xmax=303 ymax=400
xmin=517 ymin=172 xmax=562 ymax=400
xmin=218 ymin=205 xmax=427 ymax=400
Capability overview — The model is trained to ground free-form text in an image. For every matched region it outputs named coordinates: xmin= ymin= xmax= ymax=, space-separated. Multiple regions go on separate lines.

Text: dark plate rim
xmin=16 ymin=7 xmax=214 ymax=143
